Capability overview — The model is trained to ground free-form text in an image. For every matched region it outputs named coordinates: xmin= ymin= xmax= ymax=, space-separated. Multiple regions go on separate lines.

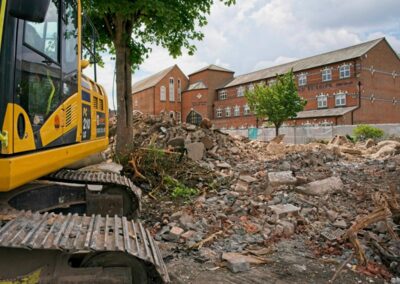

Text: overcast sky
xmin=91 ymin=0 xmax=400 ymax=109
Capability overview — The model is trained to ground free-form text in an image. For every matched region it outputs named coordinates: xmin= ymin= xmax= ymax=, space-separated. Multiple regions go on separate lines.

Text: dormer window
xmin=298 ymin=73 xmax=307 ymax=86
xmin=339 ymin=64 xmax=351 ymax=79
xmin=322 ymin=68 xmax=332 ymax=81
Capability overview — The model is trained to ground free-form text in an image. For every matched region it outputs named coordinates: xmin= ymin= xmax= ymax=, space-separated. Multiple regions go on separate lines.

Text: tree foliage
xmin=82 ymin=0 xmax=235 ymax=154
xmin=245 ymin=70 xmax=306 ymax=135
xmin=83 ymin=0 xmax=235 ymax=69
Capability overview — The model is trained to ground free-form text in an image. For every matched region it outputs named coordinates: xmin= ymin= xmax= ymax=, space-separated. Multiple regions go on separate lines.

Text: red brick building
xmin=132 ymin=65 xmax=188 ymax=122
xmin=182 ymin=65 xmax=234 ymax=124
xmin=133 ymin=38 xmax=400 ymax=129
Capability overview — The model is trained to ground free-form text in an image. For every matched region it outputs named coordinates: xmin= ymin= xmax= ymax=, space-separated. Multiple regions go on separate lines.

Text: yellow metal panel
xmin=40 ymin=93 xmax=80 ymax=146
xmin=63 ymin=94 xmax=79 ymax=135
xmin=12 ymin=104 xmax=35 ymax=153
xmin=0 ymin=0 xmax=7 ymax=50
xmin=1 ymin=103 xmax=13 ymax=154
xmin=39 ymin=106 xmax=64 ymax=147
xmin=0 ymin=138 xmax=108 ymax=191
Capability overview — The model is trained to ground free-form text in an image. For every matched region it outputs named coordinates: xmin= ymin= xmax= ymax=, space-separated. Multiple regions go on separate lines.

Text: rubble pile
xmin=116 ymin=114 xmax=400 ymax=281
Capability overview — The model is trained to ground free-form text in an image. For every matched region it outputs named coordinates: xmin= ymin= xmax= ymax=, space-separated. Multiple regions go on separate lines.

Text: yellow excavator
xmin=0 ymin=0 xmax=169 ymax=282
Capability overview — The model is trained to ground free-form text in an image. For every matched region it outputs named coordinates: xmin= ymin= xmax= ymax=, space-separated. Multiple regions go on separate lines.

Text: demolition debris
xmin=111 ymin=113 xmax=400 ymax=282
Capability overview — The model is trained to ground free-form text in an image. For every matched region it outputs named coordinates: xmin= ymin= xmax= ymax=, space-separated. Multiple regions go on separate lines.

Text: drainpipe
xmin=153 ymin=86 xmax=156 ymax=115
xmin=351 ymin=81 xmax=362 ymax=125
xmin=350 ymin=59 xmax=362 ymax=125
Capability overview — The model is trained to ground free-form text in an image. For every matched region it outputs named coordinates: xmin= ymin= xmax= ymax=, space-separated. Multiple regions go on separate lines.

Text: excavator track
xmin=48 ymin=169 xmax=142 ymax=216
xmin=0 ymin=210 xmax=169 ymax=283
xmin=0 ymin=169 xmax=142 ymax=220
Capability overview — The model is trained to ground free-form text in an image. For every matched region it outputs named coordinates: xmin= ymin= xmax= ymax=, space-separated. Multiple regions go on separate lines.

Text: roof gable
xmin=189 ymin=64 xmax=234 ymax=76
xmin=132 ymin=65 xmax=187 ymax=94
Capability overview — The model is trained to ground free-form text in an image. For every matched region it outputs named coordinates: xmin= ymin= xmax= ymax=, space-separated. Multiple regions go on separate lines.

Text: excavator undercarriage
xmin=0 ymin=211 xmax=169 ymax=283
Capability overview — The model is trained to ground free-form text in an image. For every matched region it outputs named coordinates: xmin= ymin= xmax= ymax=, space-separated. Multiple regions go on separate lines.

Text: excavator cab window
xmin=19 ymin=0 xmax=61 ymax=127
xmin=82 ymin=16 xmax=98 ymax=82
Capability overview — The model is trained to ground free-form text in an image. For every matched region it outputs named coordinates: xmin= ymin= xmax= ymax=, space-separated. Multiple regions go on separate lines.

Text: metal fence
xmin=224 ymin=124 xmax=400 ymax=144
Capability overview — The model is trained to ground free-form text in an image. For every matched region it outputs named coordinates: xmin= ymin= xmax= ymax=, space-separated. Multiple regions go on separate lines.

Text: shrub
xmin=353 ymin=124 xmax=384 ymax=141
xmin=163 ymin=176 xmax=199 ymax=199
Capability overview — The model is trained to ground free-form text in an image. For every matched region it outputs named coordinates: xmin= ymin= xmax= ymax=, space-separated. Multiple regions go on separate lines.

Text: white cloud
xmin=253 ymin=56 xmax=298 ymax=71
xmin=95 ymin=0 xmax=400 ymax=109
xmin=251 ymin=0 xmax=296 ymax=29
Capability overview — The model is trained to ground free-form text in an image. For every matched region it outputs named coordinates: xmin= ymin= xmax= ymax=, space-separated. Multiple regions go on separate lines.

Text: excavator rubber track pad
xmin=0 ymin=211 xmax=169 ymax=283
xmin=49 ymin=169 xmax=142 ymax=213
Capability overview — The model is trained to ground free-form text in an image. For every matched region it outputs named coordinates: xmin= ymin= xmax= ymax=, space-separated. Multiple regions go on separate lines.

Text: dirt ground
xmin=163 ymin=237 xmax=384 ymax=284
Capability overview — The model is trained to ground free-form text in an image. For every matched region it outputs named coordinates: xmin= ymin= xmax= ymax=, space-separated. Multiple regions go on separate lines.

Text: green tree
xmin=83 ymin=0 xmax=235 ymax=154
xmin=245 ymin=70 xmax=306 ymax=136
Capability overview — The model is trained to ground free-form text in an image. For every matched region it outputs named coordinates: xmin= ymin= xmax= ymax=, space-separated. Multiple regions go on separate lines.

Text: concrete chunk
xmin=239 ymin=175 xmax=257 ymax=184
xmin=268 ymin=171 xmax=297 ymax=186
xmin=186 ymin=142 xmax=205 ymax=161
xmin=269 ymin=204 xmax=300 ymax=219
xmin=297 ymin=176 xmax=343 ymax=196
xmin=163 ymin=226 xmax=184 ymax=242
xmin=222 ymin=253 xmax=250 ymax=273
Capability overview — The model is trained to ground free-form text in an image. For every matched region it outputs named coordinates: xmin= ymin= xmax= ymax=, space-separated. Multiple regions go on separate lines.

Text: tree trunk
xmin=275 ymin=124 xmax=279 ymax=137
xmin=114 ymin=23 xmax=133 ymax=156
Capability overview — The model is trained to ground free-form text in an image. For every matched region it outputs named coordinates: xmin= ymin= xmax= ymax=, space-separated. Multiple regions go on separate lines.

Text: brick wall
xmin=132 ymin=87 xmax=155 ymax=114
xmin=181 ymin=89 xmax=209 ymax=122
xmin=132 ymin=66 xmax=189 ymax=120
xmin=354 ymin=40 xmax=400 ymax=124
xmin=184 ymin=70 xmax=234 ymax=120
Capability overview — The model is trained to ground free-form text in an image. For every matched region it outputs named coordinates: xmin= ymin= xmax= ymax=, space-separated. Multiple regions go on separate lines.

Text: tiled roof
xmin=132 ymin=65 xmax=176 ymax=94
xmin=186 ymin=81 xmax=207 ymax=91
xmin=223 ymin=38 xmax=384 ymax=88
xmin=295 ymin=106 xmax=358 ymax=119
xmin=189 ymin=64 xmax=234 ymax=76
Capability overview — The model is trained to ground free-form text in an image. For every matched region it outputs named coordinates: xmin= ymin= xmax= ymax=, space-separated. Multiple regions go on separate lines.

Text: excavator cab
xmin=0 ymin=0 xmax=109 ymax=190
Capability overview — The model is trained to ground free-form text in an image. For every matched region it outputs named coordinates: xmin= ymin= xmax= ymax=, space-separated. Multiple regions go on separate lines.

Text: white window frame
xmin=248 ymin=84 xmax=255 ymax=92
xmin=335 ymin=93 xmax=346 ymax=106
xmin=216 ymin=108 xmax=222 ymax=118
xmin=243 ymin=104 xmax=250 ymax=115
xmin=169 ymin=77 xmax=175 ymax=102
xmin=339 ymin=64 xmax=350 ymax=79
xmin=317 ymin=94 xmax=327 ymax=108
xmin=298 ymin=73 xmax=307 ymax=86
xmin=225 ymin=106 xmax=231 ymax=117
xmin=160 ymin=85 xmax=166 ymax=101
xmin=237 ymin=86 xmax=245 ymax=97
xmin=322 ymin=68 xmax=332 ymax=82
xmin=178 ymin=79 xmax=182 ymax=102
xmin=234 ymin=105 xmax=240 ymax=116
xmin=219 ymin=90 xmax=227 ymax=100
